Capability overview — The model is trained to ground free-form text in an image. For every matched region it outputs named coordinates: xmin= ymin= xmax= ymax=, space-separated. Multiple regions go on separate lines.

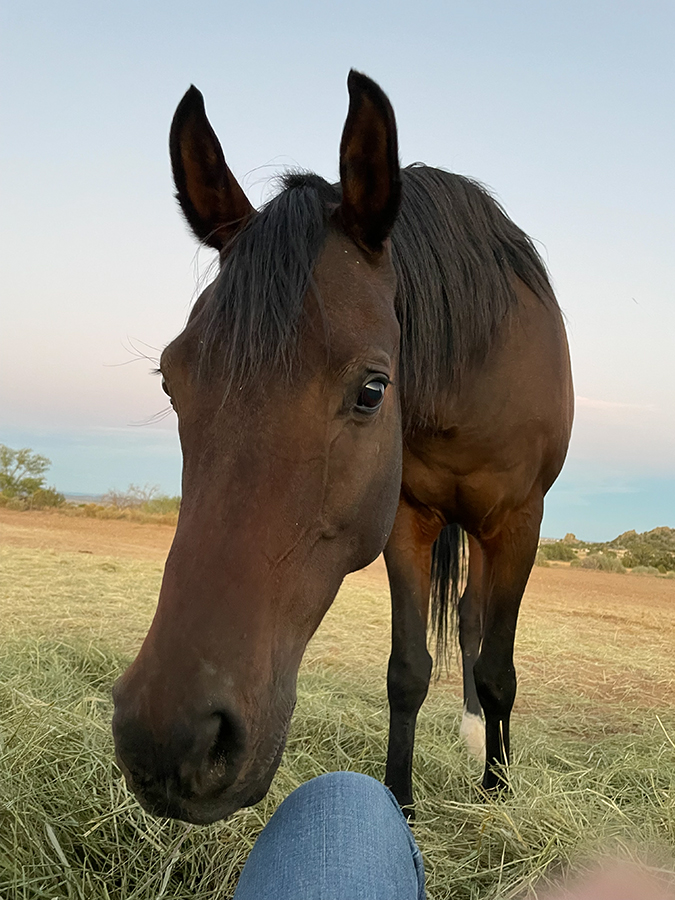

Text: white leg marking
xmin=460 ymin=708 xmax=486 ymax=762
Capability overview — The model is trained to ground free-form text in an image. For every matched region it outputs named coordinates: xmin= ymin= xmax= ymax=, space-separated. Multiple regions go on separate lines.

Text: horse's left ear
xmin=169 ymin=86 xmax=254 ymax=252
xmin=338 ymin=71 xmax=401 ymax=253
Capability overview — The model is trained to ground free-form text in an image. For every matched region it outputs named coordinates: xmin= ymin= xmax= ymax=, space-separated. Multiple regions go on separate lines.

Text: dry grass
xmin=57 ymin=503 xmax=178 ymax=526
xmin=1 ymin=543 xmax=675 ymax=898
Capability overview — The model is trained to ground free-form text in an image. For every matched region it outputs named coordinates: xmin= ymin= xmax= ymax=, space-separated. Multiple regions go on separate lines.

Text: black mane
xmin=391 ymin=166 xmax=555 ymax=426
xmin=198 ymin=166 xmax=556 ymax=429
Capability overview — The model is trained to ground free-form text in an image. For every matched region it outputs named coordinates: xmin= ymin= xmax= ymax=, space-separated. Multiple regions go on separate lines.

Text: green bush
xmin=538 ymin=541 xmax=577 ymax=562
xmin=0 ymin=443 xmax=64 ymax=508
xmin=140 ymin=494 xmax=180 ymax=515
xmin=629 ymin=565 xmax=661 ymax=577
xmin=25 ymin=487 xmax=65 ymax=509
xmin=571 ymin=552 xmax=625 ymax=574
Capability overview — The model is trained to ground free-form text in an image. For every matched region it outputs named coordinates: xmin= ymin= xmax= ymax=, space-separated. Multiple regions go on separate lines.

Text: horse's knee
xmin=387 ymin=650 xmax=432 ymax=714
xmin=473 ymin=655 xmax=516 ymax=719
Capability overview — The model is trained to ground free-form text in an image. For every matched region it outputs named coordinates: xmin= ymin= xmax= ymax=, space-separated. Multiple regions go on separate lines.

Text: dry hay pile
xmin=1 ymin=546 xmax=675 ymax=899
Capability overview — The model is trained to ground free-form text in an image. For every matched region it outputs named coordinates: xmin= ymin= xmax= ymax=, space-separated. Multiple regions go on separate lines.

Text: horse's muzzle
xmin=111 ymin=681 xmax=277 ymax=823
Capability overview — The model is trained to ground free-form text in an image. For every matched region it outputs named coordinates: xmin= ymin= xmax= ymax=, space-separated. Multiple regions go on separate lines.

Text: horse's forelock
xmin=196 ymin=173 xmax=340 ymax=390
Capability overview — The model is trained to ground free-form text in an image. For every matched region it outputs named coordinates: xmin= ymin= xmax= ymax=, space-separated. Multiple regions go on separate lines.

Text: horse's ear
xmin=338 ymin=71 xmax=401 ymax=253
xmin=169 ymin=86 xmax=254 ymax=251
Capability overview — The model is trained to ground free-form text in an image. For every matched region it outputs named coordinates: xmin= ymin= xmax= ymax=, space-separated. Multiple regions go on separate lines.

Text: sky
xmin=1 ymin=0 xmax=674 ymax=540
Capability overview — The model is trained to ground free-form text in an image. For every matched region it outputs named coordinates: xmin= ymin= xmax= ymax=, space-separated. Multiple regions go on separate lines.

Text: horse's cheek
xmin=322 ymin=418 xmax=402 ymax=569
xmin=357 ymin=438 xmax=403 ymax=558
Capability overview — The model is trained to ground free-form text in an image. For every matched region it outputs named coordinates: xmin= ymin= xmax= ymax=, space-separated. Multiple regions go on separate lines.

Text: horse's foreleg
xmin=383 ymin=498 xmax=440 ymax=814
xmin=473 ymin=495 xmax=542 ymax=791
xmin=458 ymin=535 xmax=486 ymax=760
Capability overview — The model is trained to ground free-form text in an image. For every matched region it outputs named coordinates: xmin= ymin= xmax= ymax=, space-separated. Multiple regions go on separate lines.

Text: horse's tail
xmin=430 ymin=523 xmax=467 ymax=668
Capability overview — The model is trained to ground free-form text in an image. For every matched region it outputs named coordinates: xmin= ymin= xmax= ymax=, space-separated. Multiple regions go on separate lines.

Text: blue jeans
xmin=233 ymin=772 xmax=426 ymax=900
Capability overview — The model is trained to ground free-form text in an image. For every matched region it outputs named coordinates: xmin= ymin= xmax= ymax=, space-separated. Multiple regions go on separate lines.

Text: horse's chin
xmin=137 ymin=788 xmax=263 ymax=825
xmin=119 ymin=728 xmax=288 ymax=825
xmin=123 ymin=769 xmax=276 ymax=825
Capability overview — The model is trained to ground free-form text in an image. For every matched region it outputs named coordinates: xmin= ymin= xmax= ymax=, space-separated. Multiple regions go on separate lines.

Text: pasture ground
xmin=1 ymin=508 xmax=675 ymax=899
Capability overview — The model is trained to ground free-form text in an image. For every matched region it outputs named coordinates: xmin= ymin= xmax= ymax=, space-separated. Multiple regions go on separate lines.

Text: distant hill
xmin=543 ymin=527 xmax=675 ymax=573
xmin=63 ymin=492 xmax=105 ymax=504
xmin=607 ymin=526 xmax=675 ymax=571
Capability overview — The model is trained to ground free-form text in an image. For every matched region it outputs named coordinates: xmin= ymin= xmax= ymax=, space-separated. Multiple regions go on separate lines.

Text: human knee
xmin=234 ymin=772 xmax=423 ymax=900
xmin=281 ymin=771 xmax=395 ymax=819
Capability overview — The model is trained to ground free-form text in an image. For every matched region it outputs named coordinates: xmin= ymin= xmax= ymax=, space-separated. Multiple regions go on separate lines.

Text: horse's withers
xmin=112 ymin=74 xmax=404 ymax=823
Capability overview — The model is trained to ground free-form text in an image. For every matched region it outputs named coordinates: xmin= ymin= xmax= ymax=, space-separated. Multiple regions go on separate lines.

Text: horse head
xmin=112 ymin=72 xmax=404 ymax=823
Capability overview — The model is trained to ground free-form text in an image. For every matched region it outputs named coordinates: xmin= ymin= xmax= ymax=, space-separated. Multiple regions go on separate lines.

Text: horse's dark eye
xmin=356 ymin=380 xmax=386 ymax=412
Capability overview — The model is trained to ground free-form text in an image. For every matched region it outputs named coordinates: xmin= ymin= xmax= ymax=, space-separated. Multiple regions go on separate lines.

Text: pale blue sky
xmin=1 ymin=1 xmax=674 ymax=539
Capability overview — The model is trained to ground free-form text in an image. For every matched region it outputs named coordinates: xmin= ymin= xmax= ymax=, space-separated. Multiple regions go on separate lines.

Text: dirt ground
xmin=0 ymin=507 xmax=174 ymax=562
xmin=0 ymin=507 xmax=391 ymax=578
xmin=3 ymin=506 xmax=674 ymax=635
xmin=3 ymin=507 xmax=674 ymax=609
xmin=0 ymin=509 xmax=675 ymax=732
xmin=3 ymin=507 xmax=675 ymax=715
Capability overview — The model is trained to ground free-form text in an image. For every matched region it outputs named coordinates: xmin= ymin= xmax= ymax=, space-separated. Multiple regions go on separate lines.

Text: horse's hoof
xmin=400 ymin=802 xmax=416 ymax=822
xmin=392 ymin=796 xmax=415 ymax=821
xmin=477 ymin=783 xmax=509 ymax=801
xmin=478 ymin=768 xmax=510 ymax=798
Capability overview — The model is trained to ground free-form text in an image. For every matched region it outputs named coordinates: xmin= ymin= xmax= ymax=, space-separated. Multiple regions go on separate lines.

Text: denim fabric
xmin=233 ymin=772 xmax=426 ymax=900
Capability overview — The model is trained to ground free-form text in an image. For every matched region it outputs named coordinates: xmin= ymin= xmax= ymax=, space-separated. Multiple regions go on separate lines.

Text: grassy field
xmin=1 ymin=511 xmax=675 ymax=898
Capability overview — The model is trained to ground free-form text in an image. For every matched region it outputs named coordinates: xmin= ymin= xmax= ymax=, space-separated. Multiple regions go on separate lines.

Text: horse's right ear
xmin=169 ymin=86 xmax=254 ymax=252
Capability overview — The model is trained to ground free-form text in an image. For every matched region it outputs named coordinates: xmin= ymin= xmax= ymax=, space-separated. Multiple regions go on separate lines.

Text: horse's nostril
xmin=209 ymin=709 xmax=245 ymax=767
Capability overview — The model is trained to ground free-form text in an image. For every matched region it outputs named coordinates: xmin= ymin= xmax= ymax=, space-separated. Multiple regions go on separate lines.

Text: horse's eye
xmin=355 ymin=380 xmax=387 ymax=412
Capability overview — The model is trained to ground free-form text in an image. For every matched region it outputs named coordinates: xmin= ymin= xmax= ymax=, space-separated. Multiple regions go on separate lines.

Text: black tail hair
xmin=430 ymin=523 xmax=467 ymax=667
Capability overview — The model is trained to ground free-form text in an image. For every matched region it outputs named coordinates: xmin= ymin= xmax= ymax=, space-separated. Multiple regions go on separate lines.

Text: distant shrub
xmin=0 ymin=495 xmax=25 ymax=510
xmin=534 ymin=550 xmax=550 ymax=567
xmin=538 ymin=541 xmax=577 ymax=562
xmin=629 ymin=565 xmax=661 ymax=577
xmin=0 ymin=444 xmax=64 ymax=509
xmin=140 ymin=495 xmax=180 ymax=515
xmin=68 ymin=501 xmax=178 ymax=526
xmin=102 ymin=484 xmax=158 ymax=509
xmin=25 ymin=487 xmax=65 ymax=509
xmin=101 ymin=484 xmax=180 ymax=517
xmin=571 ymin=552 xmax=625 ymax=574
xmin=82 ymin=503 xmax=119 ymax=519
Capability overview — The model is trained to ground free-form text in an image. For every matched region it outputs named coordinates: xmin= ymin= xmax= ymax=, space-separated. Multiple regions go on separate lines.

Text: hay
xmin=1 ymin=546 xmax=675 ymax=898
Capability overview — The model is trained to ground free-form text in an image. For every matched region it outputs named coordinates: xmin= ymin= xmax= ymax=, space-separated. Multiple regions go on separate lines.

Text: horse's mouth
xmin=117 ymin=728 xmax=289 ymax=825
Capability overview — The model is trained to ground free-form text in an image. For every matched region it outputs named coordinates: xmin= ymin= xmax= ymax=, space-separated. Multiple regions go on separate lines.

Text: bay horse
xmin=112 ymin=71 xmax=573 ymax=824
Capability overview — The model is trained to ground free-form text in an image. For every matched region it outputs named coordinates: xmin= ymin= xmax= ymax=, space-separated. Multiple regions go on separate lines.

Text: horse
xmin=112 ymin=71 xmax=573 ymax=824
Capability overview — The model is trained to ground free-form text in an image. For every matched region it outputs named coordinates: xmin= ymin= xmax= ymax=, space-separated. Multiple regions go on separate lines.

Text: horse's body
xmin=112 ymin=72 xmax=573 ymax=823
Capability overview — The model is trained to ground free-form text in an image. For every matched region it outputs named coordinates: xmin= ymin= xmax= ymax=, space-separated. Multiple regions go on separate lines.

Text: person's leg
xmin=233 ymin=772 xmax=426 ymax=900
